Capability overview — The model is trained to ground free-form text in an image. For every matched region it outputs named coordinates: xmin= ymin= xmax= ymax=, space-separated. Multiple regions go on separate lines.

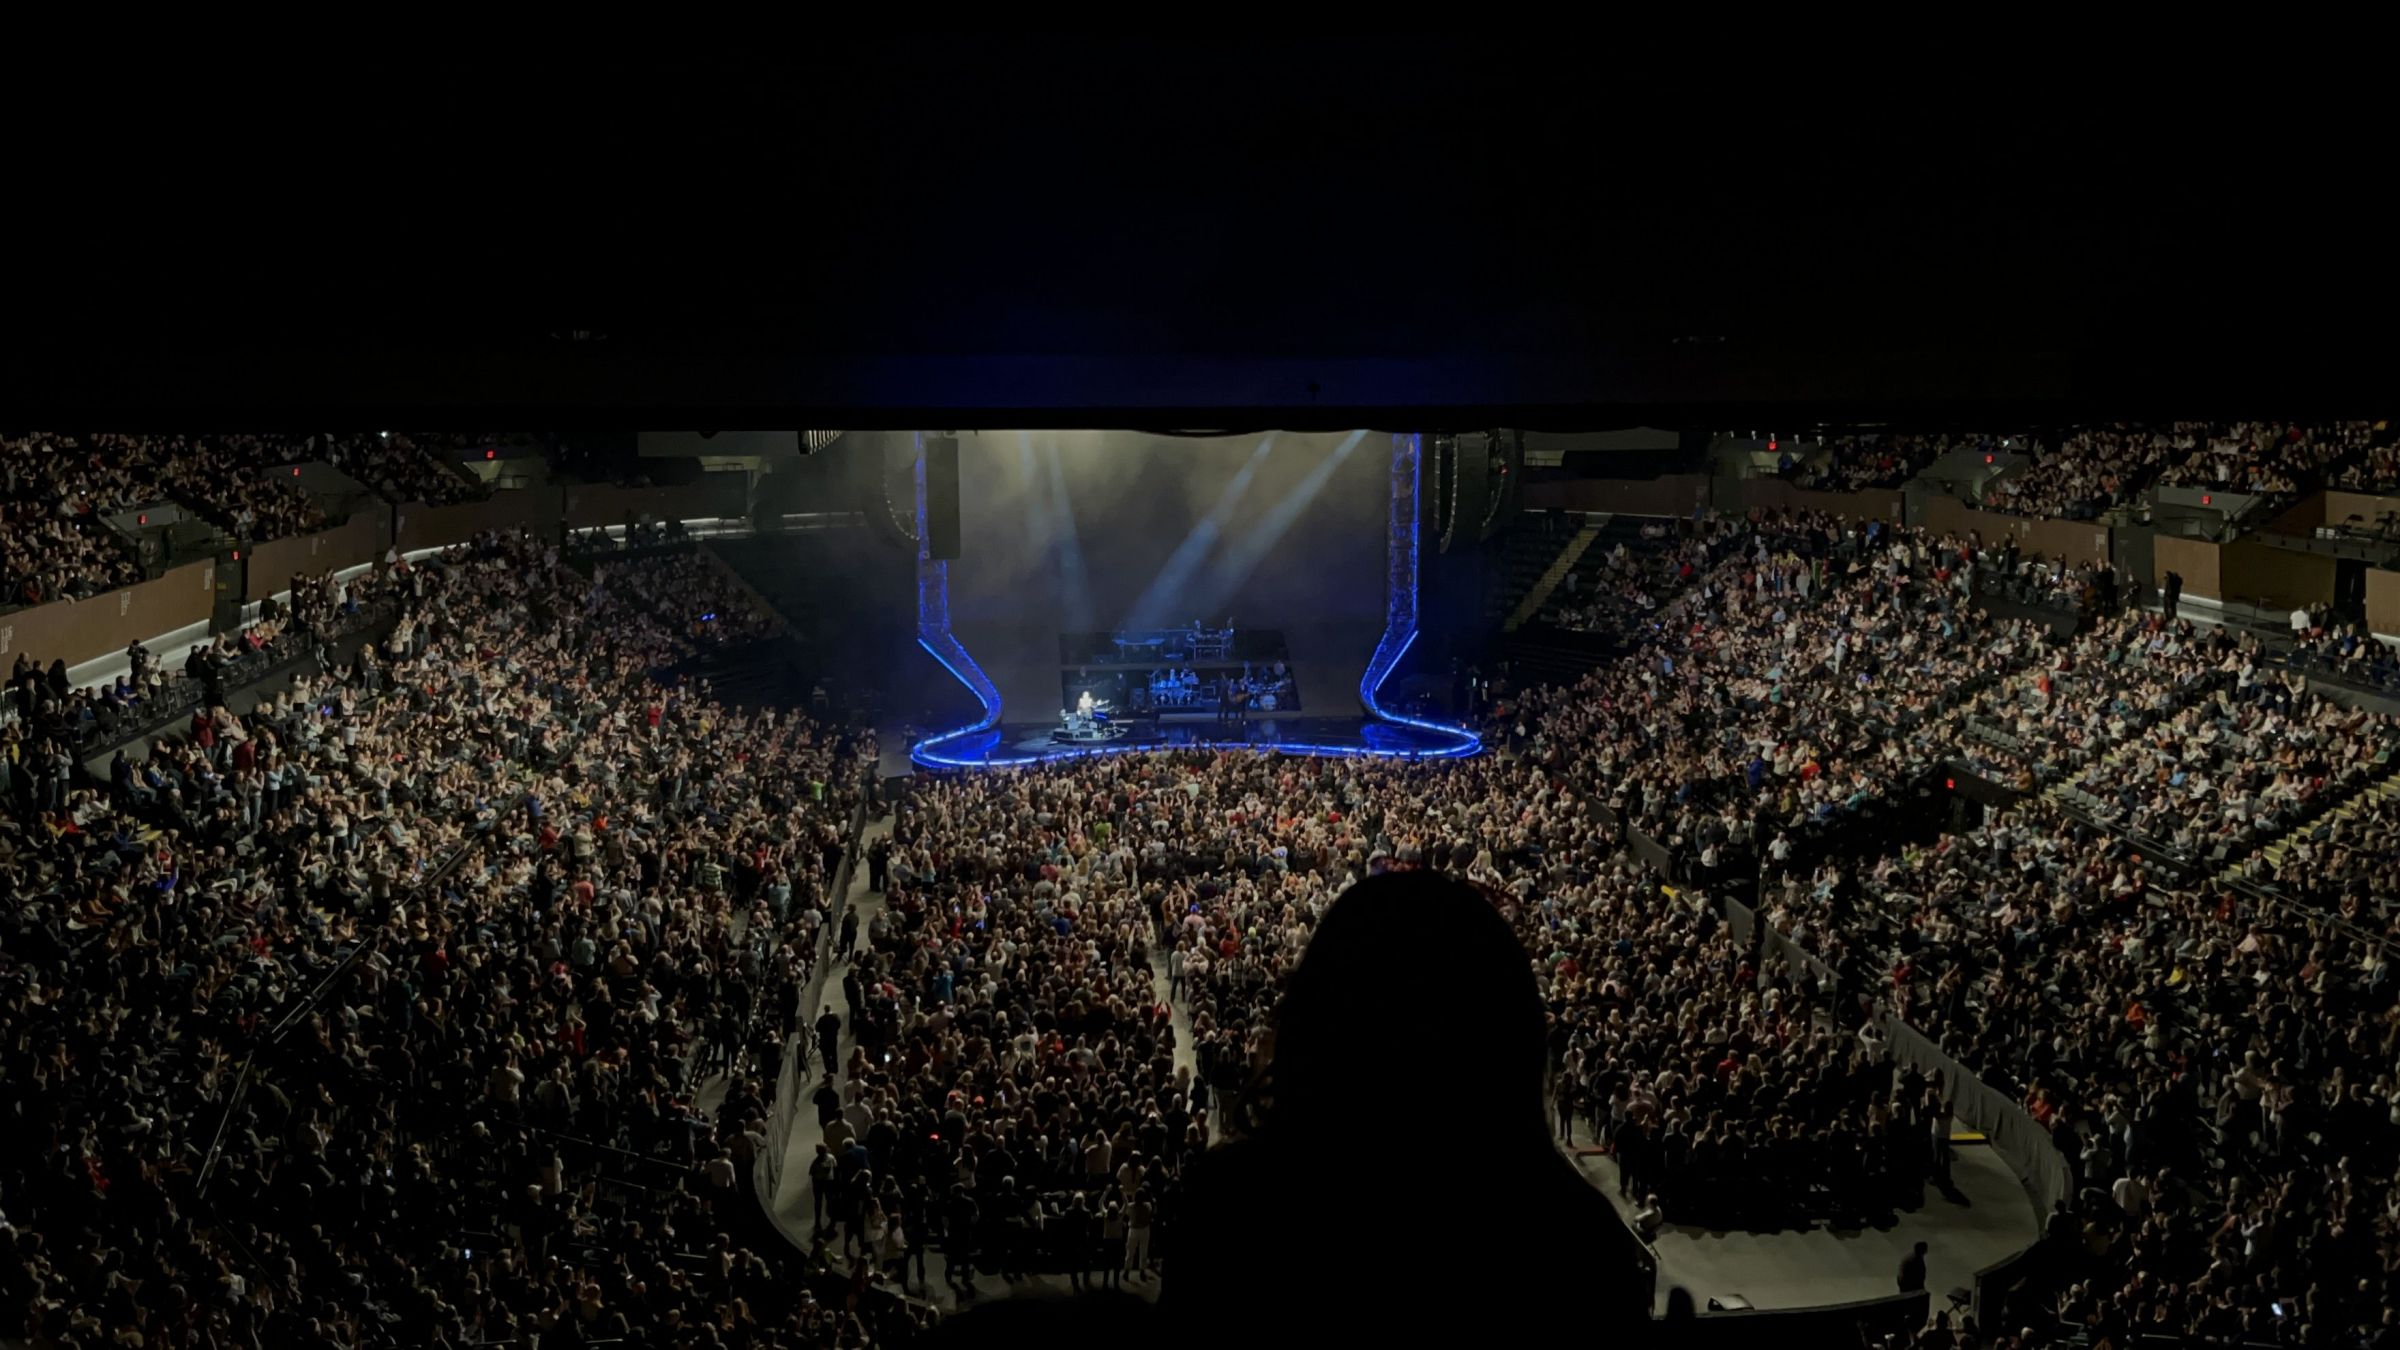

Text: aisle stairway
xmin=2043 ymin=675 xmax=2400 ymax=885
xmin=1504 ymin=515 xmax=1605 ymax=632
xmin=2217 ymin=762 xmax=2400 ymax=891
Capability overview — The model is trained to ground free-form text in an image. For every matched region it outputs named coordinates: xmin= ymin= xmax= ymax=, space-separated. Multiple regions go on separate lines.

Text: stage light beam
xmin=1122 ymin=433 xmax=1276 ymax=631
xmin=1184 ymin=429 xmax=1366 ymax=619
xmin=1040 ymin=437 xmax=1098 ymax=633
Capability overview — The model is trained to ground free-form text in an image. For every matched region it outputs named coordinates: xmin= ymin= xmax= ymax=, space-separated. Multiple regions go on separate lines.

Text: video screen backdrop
xmin=940 ymin=430 xmax=1392 ymax=718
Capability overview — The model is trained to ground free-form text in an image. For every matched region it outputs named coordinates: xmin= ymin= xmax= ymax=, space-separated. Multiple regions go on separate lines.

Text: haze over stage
xmin=897 ymin=429 xmax=1477 ymax=769
xmin=858 ymin=429 xmax=1388 ymax=725
xmin=1057 ymin=630 xmax=1290 ymax=666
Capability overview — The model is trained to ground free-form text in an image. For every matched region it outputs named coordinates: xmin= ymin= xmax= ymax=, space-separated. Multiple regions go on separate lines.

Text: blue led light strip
xmin=910 ymin=728 xmax=1485 ymax=771
xmin=911 ymin=430 xmax=1479 ymax=769
xmin=1359 ymin=434 xmax=1481 ymax=753
xmin=910 ymin=433 xmax=1002 ymax=768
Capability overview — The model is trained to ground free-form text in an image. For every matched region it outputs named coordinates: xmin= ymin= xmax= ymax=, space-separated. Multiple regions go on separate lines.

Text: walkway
xmin=1580 ymin=1139 xmax=2037 ymax=1313
xmin=1147 ymin=930 xmax=1202 ymax=1116
xmin=767 ymin=811 xmax=886 ymax=1224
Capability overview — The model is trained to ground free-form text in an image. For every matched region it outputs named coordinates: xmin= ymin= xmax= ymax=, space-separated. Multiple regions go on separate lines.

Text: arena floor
xmin=1583 ymin=1143 xmax=2039 ymax=1314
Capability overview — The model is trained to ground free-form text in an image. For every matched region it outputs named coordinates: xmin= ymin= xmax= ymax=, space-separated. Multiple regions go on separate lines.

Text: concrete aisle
xmin=1580 ymin=1130 xmax=2039 ymax=1314
xmin=688 ymin=897 xmax=758 ymax=1121
xmin=1148 ymin=931 xmax=1209 ymax=1144
xmin=768 ymin=813 xmax=893 ymax=1238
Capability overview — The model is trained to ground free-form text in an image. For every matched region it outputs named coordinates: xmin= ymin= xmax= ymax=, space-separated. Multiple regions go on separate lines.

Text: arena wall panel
xmin=2152 ymin=534 xmax=2222 ymax=599
xmin=564 ymin=476 xmax=747 ymax=528
xmin=1914 ymin=495 xmax=2112 ymax=567
xmin=1518 ymin=473 xmax=1709 ymax=517
xmin=0 ymin=560 xmax=217 ymax=669
xmin=244 ymin=506 xmax=393 ymax=601
xmin=2264 ymin=491 xmax=2328 ymax=535
xmin=1724 ymin=478 xmax=1906 ymax=522
xmin=2367 ymin=569 xmax=2400 ymax=637
xmin=2217 ymin=535 xmax=2335 ymax=610
xmin=394 ymin=488 xmax=564 ymax=554
xmin=2323 ymin=490 xmax=2400 ymax=533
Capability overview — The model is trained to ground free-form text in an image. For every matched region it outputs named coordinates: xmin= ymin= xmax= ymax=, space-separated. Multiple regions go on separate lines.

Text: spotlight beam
xmin=1184 ymin=429 xmax=1365 ymax=619
xmin=1123 ymin=432 xmax=1275 ymax=631
xmin=1040 ymin=437 xmax=1097 ymax=633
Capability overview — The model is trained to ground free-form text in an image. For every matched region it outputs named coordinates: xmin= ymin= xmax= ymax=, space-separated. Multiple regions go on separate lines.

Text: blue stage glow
xmin=1358 ymin=434 xmax=1481 ymax=757
xmin=911 ymin=433 xmax=1002 ymax=754
xmin=909 ymin=429 xmax=1481 ymax=771
xmin=910 ymin=729 xmax=1482 ymax=771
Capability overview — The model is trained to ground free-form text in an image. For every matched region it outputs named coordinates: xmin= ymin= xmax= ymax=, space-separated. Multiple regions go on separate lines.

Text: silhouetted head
xmin=1255 ymin=870 xmax=1545 ymax=1145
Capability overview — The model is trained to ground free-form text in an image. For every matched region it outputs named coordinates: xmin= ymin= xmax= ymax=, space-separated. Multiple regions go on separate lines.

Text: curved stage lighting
xmin=908 ymin=431 xmax=1480 ymax=771
xmin=910 ymin=718 xmax=1481 ymax=771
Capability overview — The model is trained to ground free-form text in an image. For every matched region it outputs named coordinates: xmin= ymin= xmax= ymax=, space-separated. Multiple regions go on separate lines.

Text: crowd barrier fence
xmin=1878 ymin=1016 xmax=2071 ymax=1221
xmin=1707 ymin=892 xmax=2071 ymax=1326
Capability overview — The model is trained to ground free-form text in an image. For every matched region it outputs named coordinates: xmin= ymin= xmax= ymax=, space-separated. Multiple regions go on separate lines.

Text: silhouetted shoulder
xmin=1163 ymin=871 xmax=1654 ymax=1342
xmin=1168 ymin=1134 xmax=1650 ymax=1341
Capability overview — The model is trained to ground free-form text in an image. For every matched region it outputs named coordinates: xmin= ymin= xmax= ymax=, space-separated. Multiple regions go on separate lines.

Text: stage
xmin=896 ymin=431 xmax=1473 ymax=773
xmin=911 ymin=714 xmax=1480 ymax=769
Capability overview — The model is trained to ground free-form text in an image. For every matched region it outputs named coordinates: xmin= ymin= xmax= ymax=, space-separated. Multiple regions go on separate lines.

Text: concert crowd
xmin=1 ymin=432 xmax=508 ymax=612
xmin=2 ymin=532 xmax=877 ymax=1348
xmin=10 ymin=487 xmax=2400 ymax=1348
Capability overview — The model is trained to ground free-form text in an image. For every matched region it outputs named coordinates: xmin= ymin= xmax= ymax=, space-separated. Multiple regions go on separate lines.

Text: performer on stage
xmin=1078 ymin=689 xmax=1097 ymax=718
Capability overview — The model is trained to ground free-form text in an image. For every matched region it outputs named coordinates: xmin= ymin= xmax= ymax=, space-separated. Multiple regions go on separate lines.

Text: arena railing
xmin=1878 ymin=1016 xmax=2071 ymax=1220
xmin=61 ymin=599 xmax=402 ymax=760
xmin=1676 ymin=1289 xmax=1931 ymax=1346
xmin=1713 ymin=891 xmax=2073 ymax=1327
xmin=562 ymin=511 xmax=864 ymax=559
xmin=738 ymin=754 xmax=943 ymax=1337
xmin=1742 ymin=868 xmax=2076 ymax=1213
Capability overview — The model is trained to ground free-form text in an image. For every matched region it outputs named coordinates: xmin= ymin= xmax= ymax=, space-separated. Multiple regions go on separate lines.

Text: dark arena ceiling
xmin=2 ymin=40 xmax=2391 ymax=428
